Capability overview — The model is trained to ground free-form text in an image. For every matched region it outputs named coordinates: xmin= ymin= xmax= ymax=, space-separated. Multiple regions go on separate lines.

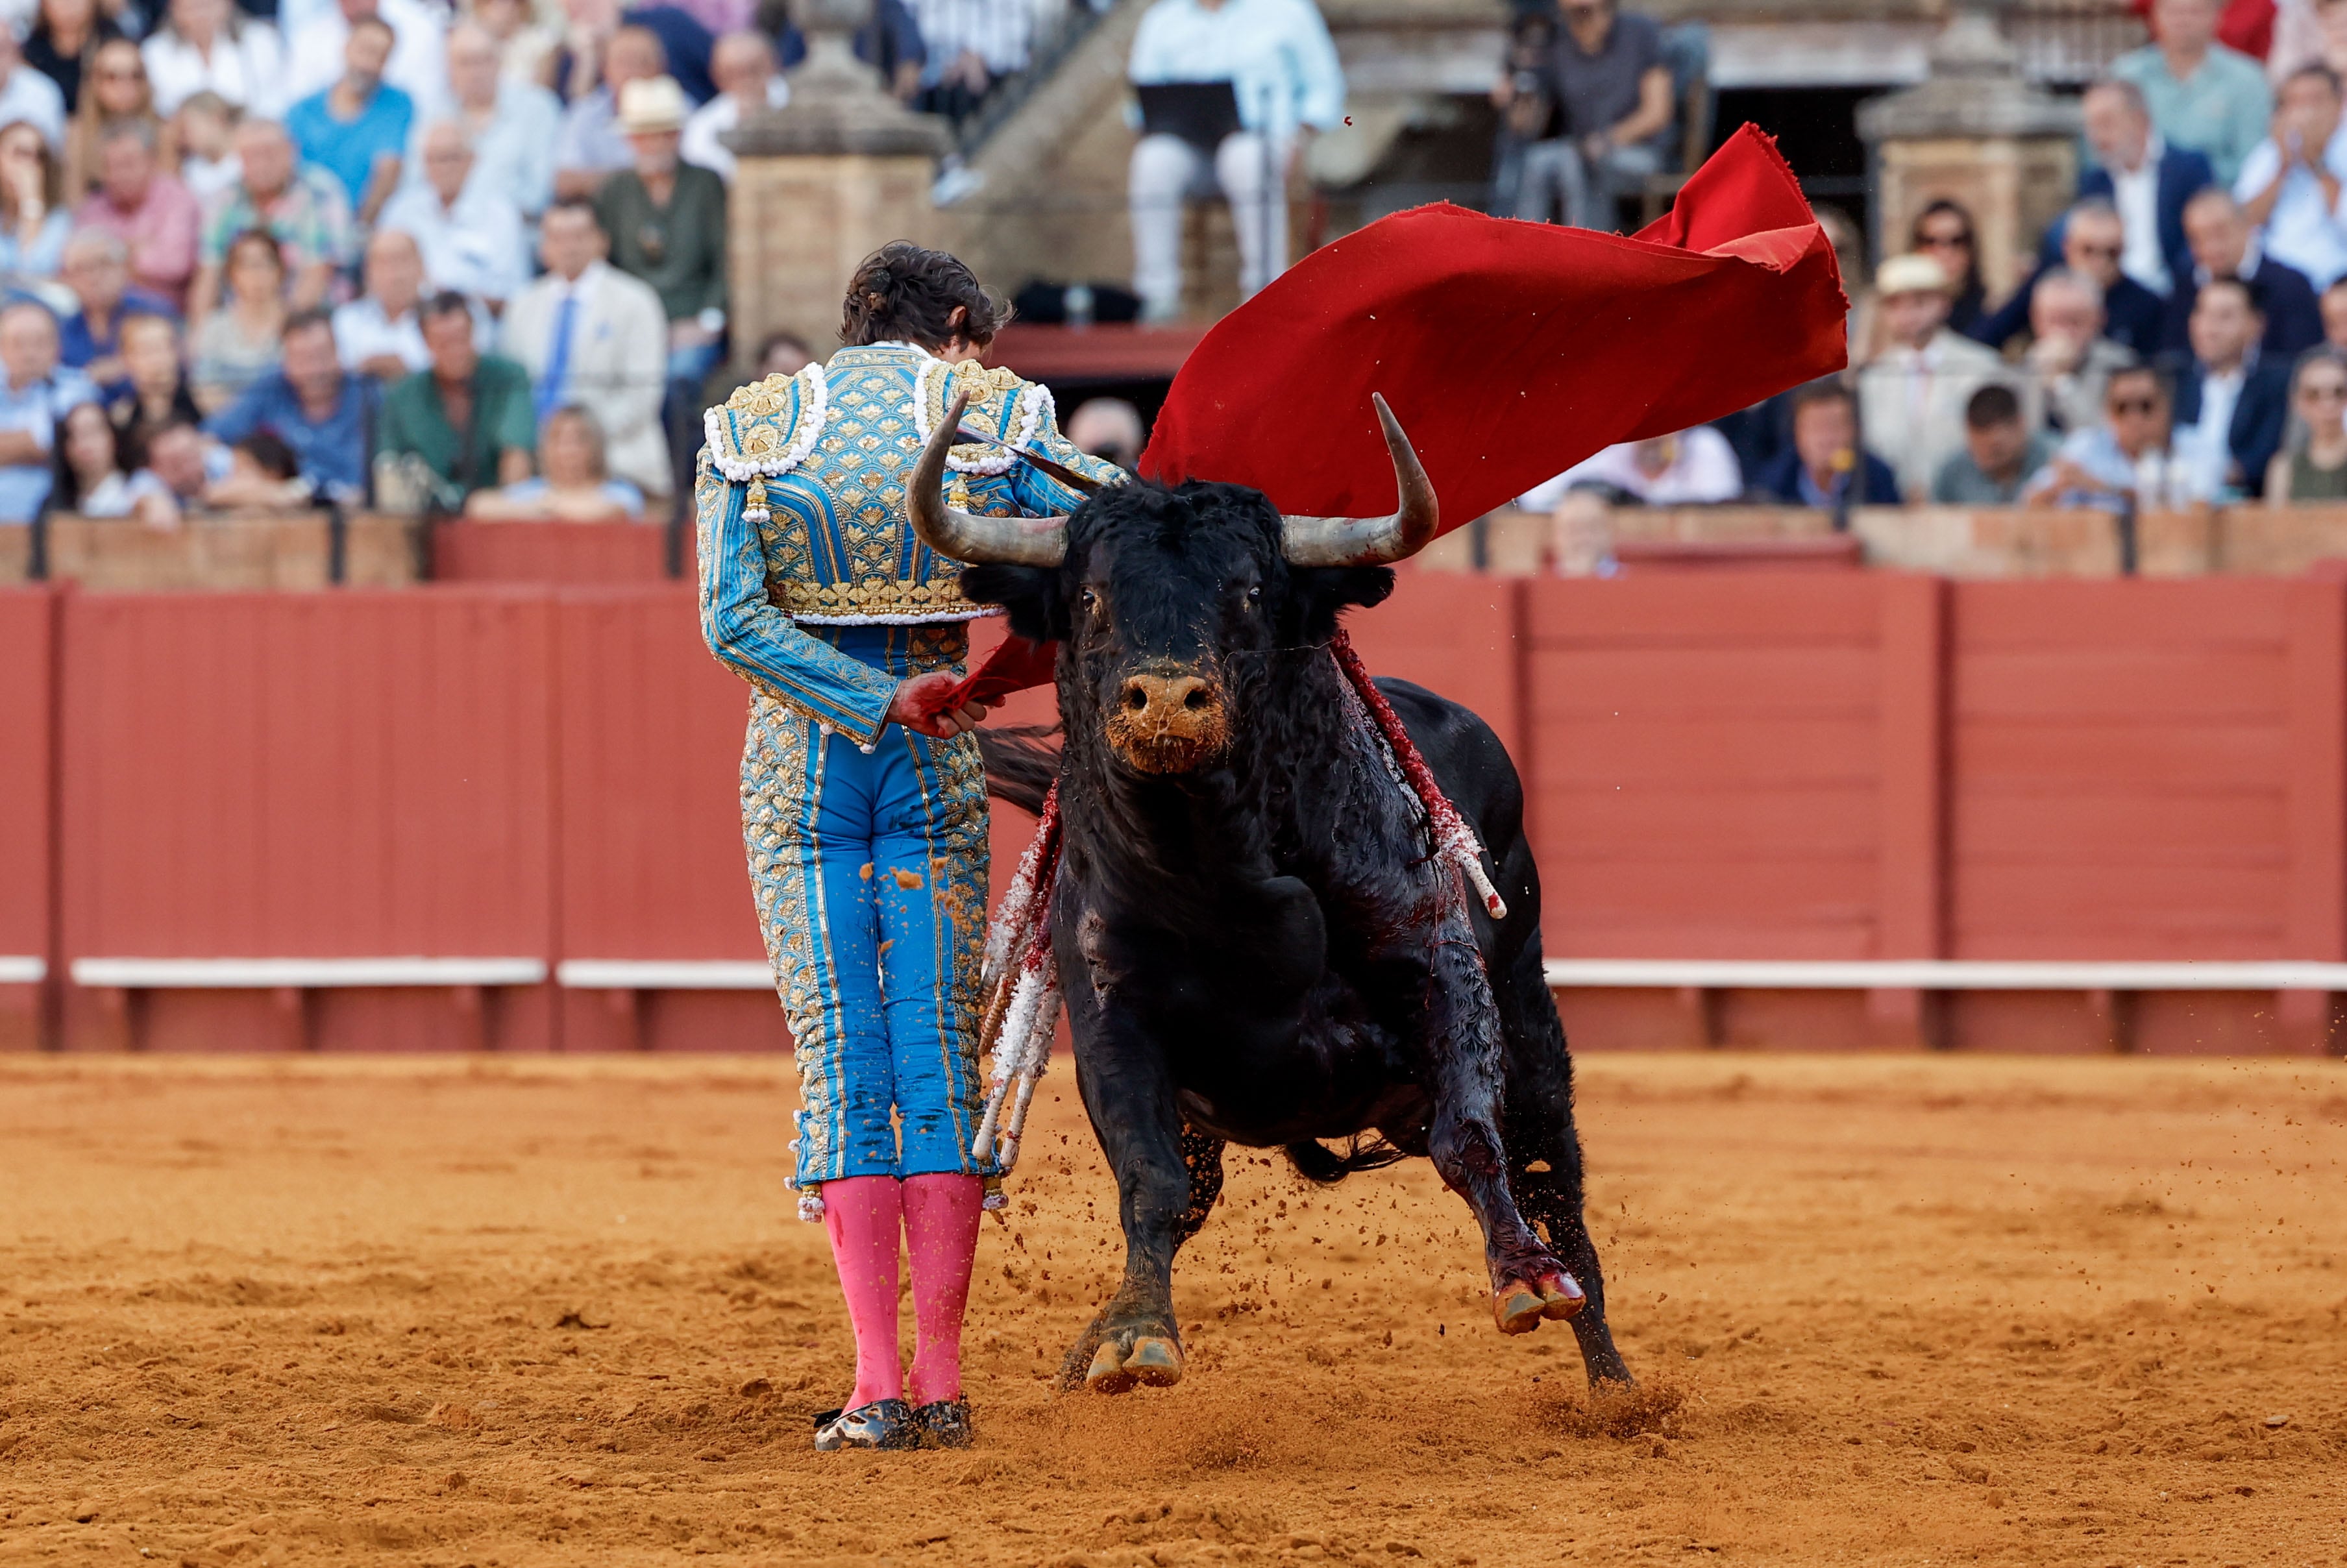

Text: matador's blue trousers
xmin=741 ymin=624 xmax=992 ymax=1190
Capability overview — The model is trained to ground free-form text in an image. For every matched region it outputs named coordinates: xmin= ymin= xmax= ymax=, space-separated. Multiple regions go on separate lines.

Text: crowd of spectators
xmin=0 ymin=0 xmax=1072 ymax=531
xmin=1515 ymin=0 xmax=2347 ymax=542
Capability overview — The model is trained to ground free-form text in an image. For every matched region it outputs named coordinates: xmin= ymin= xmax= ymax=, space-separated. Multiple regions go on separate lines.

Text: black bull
xmin=964 ymin=477 xmax=1630 ymax=1394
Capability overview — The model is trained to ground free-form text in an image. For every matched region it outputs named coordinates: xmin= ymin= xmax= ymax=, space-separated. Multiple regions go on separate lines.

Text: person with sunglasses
xmin=1967 ymin=199 xmax=2172 ymax=360
xmin=2078 ymin=77 xmax=2215 ymax=299
xmin=2026 ymin=362 xmax=2203 ymax=508
xmin=2267 ymin=345 xmax=2347 ymax=498
xmin=1909 ymin=199 xmax=1987 ymax=336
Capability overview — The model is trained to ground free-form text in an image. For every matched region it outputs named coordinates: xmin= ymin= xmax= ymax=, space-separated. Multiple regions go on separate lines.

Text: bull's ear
xmin=960 ymin=564 xmax=1070 ymax=642
xmin=1290 ymin=565 xmax=1395 ymax=639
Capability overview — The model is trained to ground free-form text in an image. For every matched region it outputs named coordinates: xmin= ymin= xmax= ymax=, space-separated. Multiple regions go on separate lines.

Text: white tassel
xmin=796 ymin=1190 xmax=826 ymax=1222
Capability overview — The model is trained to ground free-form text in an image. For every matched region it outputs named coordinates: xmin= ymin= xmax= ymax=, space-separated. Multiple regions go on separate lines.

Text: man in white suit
xmin=1856 ymin=251 xmax=2015 ymax=502
xmin=499 ymin=195 xmax=670 ymax=502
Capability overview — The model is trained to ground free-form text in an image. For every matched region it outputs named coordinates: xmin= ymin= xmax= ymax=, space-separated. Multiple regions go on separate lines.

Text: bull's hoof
xmin=1085 ymin=1333 xmax=1186 ymax=1393
xmin=1126 ymin=1337 xmax=1184 ymax=1387
xmin=1493 ymin=1280 xmax=1547 ymax=1336
xmin=1536 ymin=1271 xmax=1586 ymax=1321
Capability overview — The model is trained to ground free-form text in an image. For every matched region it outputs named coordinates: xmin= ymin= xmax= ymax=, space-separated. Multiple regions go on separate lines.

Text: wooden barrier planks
xmin=433 ymin=521 xmax=680 ymax=585
xmin=56 ymin=589 xmax=559 ymax=1050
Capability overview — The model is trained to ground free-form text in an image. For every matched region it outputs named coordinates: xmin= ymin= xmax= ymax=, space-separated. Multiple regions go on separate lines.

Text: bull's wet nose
xmin=1120 ymin=672 xmax=1218 ymax=720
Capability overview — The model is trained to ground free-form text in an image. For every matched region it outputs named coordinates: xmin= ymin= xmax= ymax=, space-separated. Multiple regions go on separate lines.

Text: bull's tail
xmin=976 ymin=726 xmax=1060 ymax=816
xmin=1284 ymin=1134 xmax=1408 ymax=1184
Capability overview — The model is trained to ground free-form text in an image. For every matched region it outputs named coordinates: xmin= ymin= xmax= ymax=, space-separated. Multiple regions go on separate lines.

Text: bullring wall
xmin=3 ymin=569 xmax=2341 ymax=1055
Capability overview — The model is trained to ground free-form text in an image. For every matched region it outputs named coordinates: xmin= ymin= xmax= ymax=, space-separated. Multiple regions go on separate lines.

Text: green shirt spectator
xmin=593 ymin=134 xmax=728 ymax=323
xmin=2109 ymin=0 xmax=2272 ymax=186
xmin=377 ymin=293 xmax=537 ymax=501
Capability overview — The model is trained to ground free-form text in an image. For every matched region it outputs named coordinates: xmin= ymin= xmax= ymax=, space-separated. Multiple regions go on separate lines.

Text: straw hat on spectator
xmin=619 ymin=76 xmax=691 ymax=136
xmin=1874 ymin=252 xmax=1952 ymax=300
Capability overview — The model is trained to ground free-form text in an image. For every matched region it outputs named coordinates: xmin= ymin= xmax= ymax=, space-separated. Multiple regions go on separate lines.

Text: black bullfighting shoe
xmin=812 ymin=1399 xmax=915 ymax=1451
xmin=913 ymin=1397 xmax=973 ymax=1449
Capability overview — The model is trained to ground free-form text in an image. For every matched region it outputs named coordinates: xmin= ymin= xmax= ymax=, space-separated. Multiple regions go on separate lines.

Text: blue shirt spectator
xmin=203 ymin=310 xmax=370 ymax=498
xmin=0 ymin=301 xmax=98 ymax=522
xmin=55 ymin=228 xmax=176 ymax=382
xmin=284 ymin=18 xmax=415 ymax=215
xmin=2232 ymin=64 xmax=2347 ymax=291
xmin=1749 ymin=380 xmax=1900 ymax=508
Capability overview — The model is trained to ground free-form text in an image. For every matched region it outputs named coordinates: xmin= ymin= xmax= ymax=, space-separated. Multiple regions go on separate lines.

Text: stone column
xmin=722 ymin=0 xmax=949 ymax=365
xmin=1856 ymin=3 xmax=2082 ymax=300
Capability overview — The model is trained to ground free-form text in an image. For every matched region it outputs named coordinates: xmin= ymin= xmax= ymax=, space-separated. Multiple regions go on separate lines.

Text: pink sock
xmin=901 ymin=1173 xmax=983 ymax=1406
xmin=820 ymin=1175 xmax=904 ymax=1408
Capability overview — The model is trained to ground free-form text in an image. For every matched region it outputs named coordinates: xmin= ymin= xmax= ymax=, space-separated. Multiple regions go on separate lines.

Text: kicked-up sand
xmin=0 ymin=1050 xmax=2342 ymax=1566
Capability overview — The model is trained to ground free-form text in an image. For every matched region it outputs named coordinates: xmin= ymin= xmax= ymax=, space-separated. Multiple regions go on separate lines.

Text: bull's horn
xmin=906 ymin=391 xmax=1070 ymax=567
xmin=1279 ymin=393 xmax=1440 ymax=567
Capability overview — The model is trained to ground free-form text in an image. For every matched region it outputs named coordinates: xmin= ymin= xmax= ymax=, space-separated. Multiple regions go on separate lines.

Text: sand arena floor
xmin=0 ymin=1051 xmax=2343 ymax=1567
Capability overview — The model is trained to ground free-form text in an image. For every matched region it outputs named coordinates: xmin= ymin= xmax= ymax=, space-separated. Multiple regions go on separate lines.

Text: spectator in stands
xmin=190 ymin=227 xmax=285 ymax=413
xmin=907 ymin=0 xmax=1032 ymax=123
xmin=1497 ymin=0 xmax=1669 ymax=234
xmin=104 ymin=310 xmax=200 ymax=463
xmin=1544 ymin=490 xmax=1619 ymax=576
xmin=1856 ymin=253 xmax=2011 ymax=501
xmin=752 ymin=328 xmax=810 ymax=377
xmin=73 ymin=121 xmax=199 ymax=309
xmin=1930 ymin=384 xmax=2057 ymax=504
xmin=857 ymin=0 xmax=929 ymax=104
xmin=203 ymin=308 xmax=367 ymax=500
xmin=1751 ymin=379 xmax=1900 ymax=508
xmin=2168 ymin=273 xmax=2292 ymax=495
xmin=141 ymin=0 xmax=283 ymax=119
xmin=47 ymin=398 xmax=176 ymax=524
xmin=0 ymin=299 xmax=97 ymax=523
xmin=1910 ymin=199 xmax=1989 ymax=338
xmin=463 ymin=403 xmax=645 ymax=519
xmin=554 ymin=23 xmax=666 ymax=198
xmin=2167 ymin=184 xmax=2325 ymax=350
xmin=2235 ymin=62 xmax=2347 ymax=288
xmin=27 ymin=0 xmax=127 ymax=121
xmin=680 ymin=31 xmax=781 ymax=183
xmin=284 ymin=14 xmax=411 ymax=225
xmin=2080 ymin=77 xmax=2215 ymax=298
xmin=1066 ymin=396 xmax=1145 ymax=471
xmin=171 ymin=90 xmax=240 ymax=206
xmin=57 ymin=229 xmax=166 ymax=386
xmin=191 ymin=117 xmax=352 ymax=323
xmin=1523 ymin=425 xmax=1743 ymax=506
xmin=0 ymin=119 xmax=69 ymax=278
xmin=1126 ymin=0 xmax=1344 ymax=323
xmin=62 ymin=38 xmax=162 ymax=202
xmin=333 ymin=226 xmax=430 ymax=382
xmin=2026 ymin=363 xmax=2202 ymax=506
xmin=552 ymin=0 xmax=717 ymax=108
xmin=285 ymin=0 xmax=451 ymax=118
xmin=143 ymin=416 xmax=227 ymax=506
xmin=478 ymin=0 xmax=561 ymax=88
xmin=2021 ymin=268 xmax=2139 ymax=434
xmin=501 ymin=193 xmax=669 ymax=500
xmin=2268 ymin=344 xmax=2347 ymax=496
xmin=596 ymin=73 xmax=724 ymax=484
xmin=1969 ymin=202 xmax=2167 ymax=359
xmin=2113 ymin=0 xmax=2274 ymax=183
xmin=421 ymin=22 xmax=560 ymax=221
xmin=376 ymin=289 xmax=535 ymax=500
xmin=206 ymin=428 xmax=313 ymax=508
xmin=381 ymin=120 xmax=530 ymax=310
xmin=0 ymin=18 xmax=68 ymax=148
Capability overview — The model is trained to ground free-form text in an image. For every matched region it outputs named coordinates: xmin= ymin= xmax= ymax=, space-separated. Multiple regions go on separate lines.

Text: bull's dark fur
xmin=966 ymin=478 xmax=1629 ymax=1390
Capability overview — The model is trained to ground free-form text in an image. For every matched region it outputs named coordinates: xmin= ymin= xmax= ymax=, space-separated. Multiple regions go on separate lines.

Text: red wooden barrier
xmin=432 ymin=521 xmax=678 ymax=585
xmin=56 ymin=589 xmax=559 ymax=1051
xmin=0 ymin=588 xmax=52 ymax=1050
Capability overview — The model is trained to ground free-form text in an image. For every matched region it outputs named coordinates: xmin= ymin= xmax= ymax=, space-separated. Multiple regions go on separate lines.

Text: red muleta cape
xmin=931 ymin=123 xmax=1848 ymax=716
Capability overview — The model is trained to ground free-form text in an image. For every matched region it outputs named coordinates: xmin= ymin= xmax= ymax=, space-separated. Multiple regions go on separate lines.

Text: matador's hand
xmin=889 ymin=672 xmax=992 ymax=738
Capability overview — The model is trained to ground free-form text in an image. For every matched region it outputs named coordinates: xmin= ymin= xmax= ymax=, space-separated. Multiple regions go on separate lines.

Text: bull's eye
xmin=1079 ymin=589 xmax=1098 ymax=613
xmin=1246 ymin=585 xmax=1261 ymax=604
